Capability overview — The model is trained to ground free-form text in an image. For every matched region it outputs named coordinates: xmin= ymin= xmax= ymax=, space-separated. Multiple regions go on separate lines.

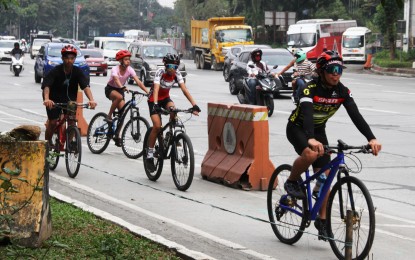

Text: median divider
xmin=201 ymin=103 xmax=275 ymax=191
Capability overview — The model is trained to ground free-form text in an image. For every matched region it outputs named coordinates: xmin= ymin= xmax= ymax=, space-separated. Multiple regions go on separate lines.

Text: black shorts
xmin=46 ymin=107 xmax=64 ymax=120
xmin=148 ymin=97 xmax=173 ymax=116
xmin=286 ymin=122 xmax=330 ymax=168
xmin=105 ymin=85 xmax=125 ymax=100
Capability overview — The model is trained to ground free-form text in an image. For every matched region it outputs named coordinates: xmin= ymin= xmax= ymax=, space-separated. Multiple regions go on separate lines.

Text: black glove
xmin=192 ymin=104 xmax=201 ymax=113
xmin=153 ymin=103 xmax=161 ymax=113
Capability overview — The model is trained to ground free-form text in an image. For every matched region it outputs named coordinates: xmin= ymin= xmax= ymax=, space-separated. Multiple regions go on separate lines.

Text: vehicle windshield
xmin=105 ymin=41 xmax=128 ymax=50
xmin=33 ymin=39 xmax=51 ymax=46
xmin=0 ymin=41 xmax=15 ymax=48
xmin=82 ymin=50 xmax=102 ymax=58
xmin=287 ymin=33 xmax=316 ymax=48
xmin=48 ymin=45 xmax=82 ymax=57
xmin=143 ymin=46 xmax=177 ymax=58
xmin=262 ymin=52 xmax=294 ymax=66
xmin=342 ymin=36 xmax=364 ymax=48
xmin=216 ymin=29 xmax=253 ymax=43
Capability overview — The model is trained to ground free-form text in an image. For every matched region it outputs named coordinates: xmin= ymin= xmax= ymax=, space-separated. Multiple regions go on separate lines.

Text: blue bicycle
xmin=267 ymin=140 xmax=375 ymax=260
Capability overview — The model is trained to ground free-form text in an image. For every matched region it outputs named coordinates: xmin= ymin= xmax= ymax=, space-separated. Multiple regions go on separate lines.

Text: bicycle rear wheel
xmin=143 ymin=127 xmax=164 ymax=181
xmin=267 ymin=164 xmax=307 ymax=244
xmin=121 ymin=116 xmax=150 ymax=159
xmin=48 ymin=131 xmax=60 ymax=170
xmin=170 ymin=133 xmax=194 ymax=191
xmin=327 ymin=176 xmax=375 ymax=260
xmin=87 ymin=112 xmax=111 ymax=154
xmin=65 ymin=126 xmax=82 ymax=178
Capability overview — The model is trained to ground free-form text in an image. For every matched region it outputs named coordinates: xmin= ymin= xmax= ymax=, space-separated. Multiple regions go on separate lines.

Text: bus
xmin=341 ymin=27 xmax=372 ymax=63
xmin=286 ymin=19 xmax=357 ymax=61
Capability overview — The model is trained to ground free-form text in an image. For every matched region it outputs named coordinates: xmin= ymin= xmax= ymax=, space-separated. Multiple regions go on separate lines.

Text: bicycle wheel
xmin=87 ymin=112 xmax=111 ymax=154
xmin=143 ymin=127 xmax=164 ymax=181
xmin=170 ymin=132 xmax=194 ymax=191
xmin=267 ymin=164 xmax=307 ymax=244
xmin=121 ymin=116 xmax=150 ymax=159
xmin=65 ymin=126 xmax=82 ymax=178
xmin=48 ymin=130 xmax=60 ymax=170
xmin=327 ymin=176 xmax=375 ymax=260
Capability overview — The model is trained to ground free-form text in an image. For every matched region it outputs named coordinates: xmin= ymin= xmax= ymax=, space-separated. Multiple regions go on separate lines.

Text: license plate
xmin=89 ymin=67 xmax=97 ymax=71
xmin=288 ymin=82 xmax=292 ymax=88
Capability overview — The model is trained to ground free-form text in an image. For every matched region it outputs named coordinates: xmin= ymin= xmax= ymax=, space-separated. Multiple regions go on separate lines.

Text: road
xmin=0 ymin=57 xmax=414 ymax=259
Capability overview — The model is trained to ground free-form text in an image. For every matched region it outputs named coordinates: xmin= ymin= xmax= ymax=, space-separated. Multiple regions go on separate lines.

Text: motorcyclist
xmin=11 ymin=42 xmax=24 ymax=57
xmin=245 ymin=48 xmax=271 ymax=105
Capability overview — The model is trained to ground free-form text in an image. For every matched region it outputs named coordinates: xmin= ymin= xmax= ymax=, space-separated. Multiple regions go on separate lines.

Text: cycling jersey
xmin=148 ymin=68 xmax=184 ymax=102
xmin=107 ymin=66 xmax=136 ymax=88
xmin=288 ymin=78 xmax=376 ymax=141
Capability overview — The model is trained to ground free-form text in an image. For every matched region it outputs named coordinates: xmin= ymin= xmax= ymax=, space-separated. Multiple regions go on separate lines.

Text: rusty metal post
xmin=345 ymin=210 xmax=353 ymax=260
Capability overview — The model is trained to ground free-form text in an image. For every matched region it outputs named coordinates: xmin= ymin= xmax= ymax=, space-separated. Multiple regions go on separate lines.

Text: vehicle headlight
xmin=149 ymin=64 xmax=158 ymax=70
xmin=47 ymin=60 xmax=60 ymax=66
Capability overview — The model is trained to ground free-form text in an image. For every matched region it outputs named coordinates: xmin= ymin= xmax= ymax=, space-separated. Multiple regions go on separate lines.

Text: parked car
xmin=82 ymin=48 xmax=108 ymax=76
xmin=223 ymin=44 xmax=271 ymax=82
xmin=0 ymin=40 xmax=15 ymax=63
xmin=228 ymin=48 xmax=294 ymax=97
xmin=127 ymin=41 xmax=187 ymax=86
xmin=34 ymin=42 xmax=89 ymax=83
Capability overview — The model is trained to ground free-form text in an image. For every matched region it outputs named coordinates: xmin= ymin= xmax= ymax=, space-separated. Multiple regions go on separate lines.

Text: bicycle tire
xmin=121 ymin=116 xmax=150 ymax=159
xmin=143 ymin=127 xmax=164 ymax=181
xmin=87 ymin=112 xmax=111 ymax=154
xmin=170 ymin=132 xmax=194 ymax=191
xmin=48 ymin=131 xmax=60 ymax=170
xmin=65 ymin=126 xmax=82 ymax=178
xmin=327 ymin=176 xmax=375 ymax=260
xmin=267 ymin=164 xmax=307 ymax=244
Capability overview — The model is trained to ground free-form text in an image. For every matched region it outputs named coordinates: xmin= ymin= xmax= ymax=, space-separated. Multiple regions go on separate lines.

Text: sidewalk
xmin=369 ymin=64 xmax=415 ymax=78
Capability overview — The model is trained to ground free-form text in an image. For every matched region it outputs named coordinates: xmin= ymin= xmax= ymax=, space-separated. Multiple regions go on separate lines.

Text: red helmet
xmin=61 ymin=45 xmax=77 ymax=56
xmin=116 ymin=50 xmax=131 ymax=61
xmin=316 ymin=50 xmax=344 ymax=71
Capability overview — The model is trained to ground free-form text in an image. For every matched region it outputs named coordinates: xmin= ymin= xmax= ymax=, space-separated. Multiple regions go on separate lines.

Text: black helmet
xmin=316 ymin=50 xmax=344 ymax=71
xmin=163 ymin=53 xmax=180 ymax=65
xmin=250 ymin=48 xmax=262 ymax=61
xmin=14 ymin=42 xmax=20 ymax=48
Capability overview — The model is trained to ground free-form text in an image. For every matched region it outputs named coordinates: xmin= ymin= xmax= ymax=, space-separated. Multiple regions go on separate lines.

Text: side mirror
xmin=248 ymin=64 xmax=255 ymax=68
xmin=104 ymin=56 xmax=108 ymax=59
xmin=84 ymin=55 xmax=90 ymax=59
xmin=135 ymin=53 xmax=141 ymax=58
xmin=179 ymin=53 xmax=183 ymax=58
xmin=273 ymin=65 xmax=278 ymax=69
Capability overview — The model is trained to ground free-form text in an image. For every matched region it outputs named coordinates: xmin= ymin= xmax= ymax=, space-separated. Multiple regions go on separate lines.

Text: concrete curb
xmin=369 ymin=64 xmax=415 ymax=78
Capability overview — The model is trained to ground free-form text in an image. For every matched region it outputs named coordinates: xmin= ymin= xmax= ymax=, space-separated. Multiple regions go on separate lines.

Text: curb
xmin=369 ymin=65 xmax=415 ymax=78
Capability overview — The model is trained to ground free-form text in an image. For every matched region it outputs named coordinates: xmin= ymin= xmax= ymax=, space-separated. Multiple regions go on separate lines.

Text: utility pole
xmin=73 ymin=1 xmax=76 ymax=39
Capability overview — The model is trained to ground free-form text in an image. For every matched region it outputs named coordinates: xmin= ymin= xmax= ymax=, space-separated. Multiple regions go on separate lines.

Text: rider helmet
xmin=162 ymin=53 xmax=180 ymax=65
xmin=316 ymin=50 xmax=344 ymax=71
xmin=294 ymin=50 xmax=306 ymax=63
xmin=115 ymin=50 xmax=131 ymax=61
xmin=250 ymin=48 xmax=262 ymax=61
xmin=14 ymin=42 xmax=20 ymax=48
xmin=61 ymin=45 xmax=78 ymax=57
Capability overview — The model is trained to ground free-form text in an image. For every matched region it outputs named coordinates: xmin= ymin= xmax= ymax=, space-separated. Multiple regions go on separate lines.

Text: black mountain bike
xmin=143 ymin=107 xmax=196 ymax=191
xmin=87 ymin=91 xmax=149 ymax=158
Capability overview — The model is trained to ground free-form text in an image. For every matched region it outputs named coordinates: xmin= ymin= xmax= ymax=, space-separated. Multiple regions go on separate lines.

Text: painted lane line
xmin=0 ymin=110 xmax=44 ymax=125
xmin=382 ymin=90 xmax=415 ymax=95
xmin=359 ymin=108 xmax=400 ymax=114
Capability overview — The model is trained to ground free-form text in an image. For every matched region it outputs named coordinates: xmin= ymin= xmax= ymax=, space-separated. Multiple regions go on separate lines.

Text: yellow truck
xmin=191 ymin=17 xmax=254 ymax=70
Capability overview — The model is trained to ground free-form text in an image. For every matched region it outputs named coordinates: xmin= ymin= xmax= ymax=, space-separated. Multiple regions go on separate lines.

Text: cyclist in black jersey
xmin=284 ymin=50 xmax=382 ymax=240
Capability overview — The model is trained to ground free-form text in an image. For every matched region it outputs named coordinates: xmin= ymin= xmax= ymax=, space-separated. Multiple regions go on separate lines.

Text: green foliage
xmin=315 ymin=0 xmax=352 ymax=20
xmin=374 ymin=49 xmax=415 ymax=68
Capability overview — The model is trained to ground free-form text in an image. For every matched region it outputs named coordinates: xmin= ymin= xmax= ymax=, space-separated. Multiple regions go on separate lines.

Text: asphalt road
xmin=0 ymin=57 xmax=414 ymax=260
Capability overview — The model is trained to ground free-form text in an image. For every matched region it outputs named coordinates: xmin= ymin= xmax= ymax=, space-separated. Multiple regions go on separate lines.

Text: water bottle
xmin=164 ymin=132 xmax=172 ymax=149
xmin=313 ymin=174 xmax=327 ymax=198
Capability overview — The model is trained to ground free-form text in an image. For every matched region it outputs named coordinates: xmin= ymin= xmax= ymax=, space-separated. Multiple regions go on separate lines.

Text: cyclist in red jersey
xmin=146 ymin=53 xmax=201 ymax=172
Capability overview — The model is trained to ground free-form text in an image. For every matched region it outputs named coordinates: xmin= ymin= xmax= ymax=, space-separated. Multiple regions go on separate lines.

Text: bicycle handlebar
xmin=54 ymin=102 xmax=90 ymax=109
xmin=325 ymin=139 xmax=372 ymax=154
xmin=129 ymin=90 xmax=148 ymax=97
xmin=158 ymin=107 xmax=194 ymax=116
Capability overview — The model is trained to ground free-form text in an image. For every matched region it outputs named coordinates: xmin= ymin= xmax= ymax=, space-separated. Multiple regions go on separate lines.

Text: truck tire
xmin=212 ymin=57 xmax=219 ymax=71
xmin=195 ymin=54 xmax=201 ymax=69
xmin=199 ymin=54 xmax=206 ymax=69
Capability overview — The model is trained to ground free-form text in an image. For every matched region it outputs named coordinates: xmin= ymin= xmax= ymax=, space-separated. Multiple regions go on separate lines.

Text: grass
xmin=0 ymin=198 xmax=183 ymax=259
xmin=373 ymin=49 xmax=415 ymax=68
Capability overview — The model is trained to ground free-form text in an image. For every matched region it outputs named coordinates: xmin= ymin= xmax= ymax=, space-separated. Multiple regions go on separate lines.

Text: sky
xmin=157 ymin=0 xmax=175 ymax=9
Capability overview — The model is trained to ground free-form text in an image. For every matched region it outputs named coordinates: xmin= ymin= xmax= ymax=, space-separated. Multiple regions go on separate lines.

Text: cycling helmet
xmin=14 ymin=42 xmax=20 ymax=48
xmin=316 ymin=50 xmax=344 ymax=70
xmin=295 ymin=50 xmax=306 ymax=63
xmin=115 ymin=50 xmax=131 ymax=61
xmin=61 ymin=45 xmax=78 ymax=56
xmin=250 ymin=48 xmax=262 ymax=61
xmin=163 ymin=53 xmax=180 ymax=65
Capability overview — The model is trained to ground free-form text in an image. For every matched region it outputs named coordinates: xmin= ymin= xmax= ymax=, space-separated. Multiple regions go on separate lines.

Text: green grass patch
xmin=0 ymin=198 xmax=182 ymax=259
xmin=373 ymin=49 xmax=415 ymax=68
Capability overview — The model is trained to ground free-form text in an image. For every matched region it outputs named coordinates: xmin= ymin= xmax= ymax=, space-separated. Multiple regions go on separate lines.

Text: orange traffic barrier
xmin=364 ymin=54 xmax=372 ymax=69
xmin=201 ymin=103 xmax=275 ymax=191
xmin=76 ymin=88 xmax=88 ymax=136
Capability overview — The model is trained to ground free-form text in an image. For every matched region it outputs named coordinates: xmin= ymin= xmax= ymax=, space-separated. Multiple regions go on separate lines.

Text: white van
xmin=30 ymin=38 xmax=51 ymax=59
xmin=93 ymin=37 xmax=133 ymax=67
xmin=342 ymin=27 xmax=372 ymax=63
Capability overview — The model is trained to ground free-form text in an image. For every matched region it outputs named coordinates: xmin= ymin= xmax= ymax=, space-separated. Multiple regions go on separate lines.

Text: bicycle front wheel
xmin=143 ymin=127 xmax=164 ymax=181
xmin=87 ymin=112 xmax=111 ymax=154
xmin=121 ymin=116 xmax=150 ymax=159
xmin=65 ymin=126 xmax=82 ymax=178
xmin=48 ymin=130 xmax=60 ymax=170
xmin=267 ymin=164 xmax=307 ymax=244
xmin=170 ymin=133 xmax=194 ymax=191
xmin=327 ymin=176 xmax=375 ymax=260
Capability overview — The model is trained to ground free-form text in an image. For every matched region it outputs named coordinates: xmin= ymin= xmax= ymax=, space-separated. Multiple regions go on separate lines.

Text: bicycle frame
xmin=52 ymin=107 xmax=78 ymax=150
xmin=158 ymin=111 xmax=186 ymax=158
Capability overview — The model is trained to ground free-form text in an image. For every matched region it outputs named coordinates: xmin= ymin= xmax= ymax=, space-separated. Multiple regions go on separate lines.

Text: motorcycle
xmin=10 ymin=53 xmax=24 ymax=77
xmin=291 ymin=68 xmax=313 ymax=105
xmin=237 ymin=65 xmax=278 ymax=117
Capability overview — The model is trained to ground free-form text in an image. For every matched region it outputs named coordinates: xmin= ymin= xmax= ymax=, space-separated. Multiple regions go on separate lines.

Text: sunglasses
xmin=166 ymin=64 xmax=178 ymax=70
xmin=325 ymin=65 xmax=343 ymax=75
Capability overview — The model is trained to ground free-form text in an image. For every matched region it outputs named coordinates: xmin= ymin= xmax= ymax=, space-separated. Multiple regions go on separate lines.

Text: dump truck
xmin=191 ymin=17 xmax=254 ymax=70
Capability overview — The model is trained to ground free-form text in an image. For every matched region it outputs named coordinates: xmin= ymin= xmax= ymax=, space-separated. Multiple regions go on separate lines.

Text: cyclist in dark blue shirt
xmin=284 ymin=50 xmax=382 ymax=240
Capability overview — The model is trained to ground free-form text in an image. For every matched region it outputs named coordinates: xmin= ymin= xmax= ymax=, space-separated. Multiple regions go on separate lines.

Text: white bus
xmin=341 ymin=27 xmax=372 ymax=63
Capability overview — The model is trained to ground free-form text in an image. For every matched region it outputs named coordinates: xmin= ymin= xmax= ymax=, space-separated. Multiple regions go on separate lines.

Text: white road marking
xmin=359 ymin=108 xmax=400 ymax=114
xmin=382 ymin=90 xmax=415 ymax=95
xmin=0 ymin=110 xmax=44 ymax=125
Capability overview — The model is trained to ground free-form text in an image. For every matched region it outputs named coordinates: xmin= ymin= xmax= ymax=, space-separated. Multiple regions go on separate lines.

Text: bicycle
xmin=87 ymin=90 xmax=150 ymax=159
xmin=142 ymin=107 xmax=196 ymax=191
xmin=267 ymin=139 xmax=375 ymax=260
xmin=48 ymin=101 xmax=89 ymax=178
